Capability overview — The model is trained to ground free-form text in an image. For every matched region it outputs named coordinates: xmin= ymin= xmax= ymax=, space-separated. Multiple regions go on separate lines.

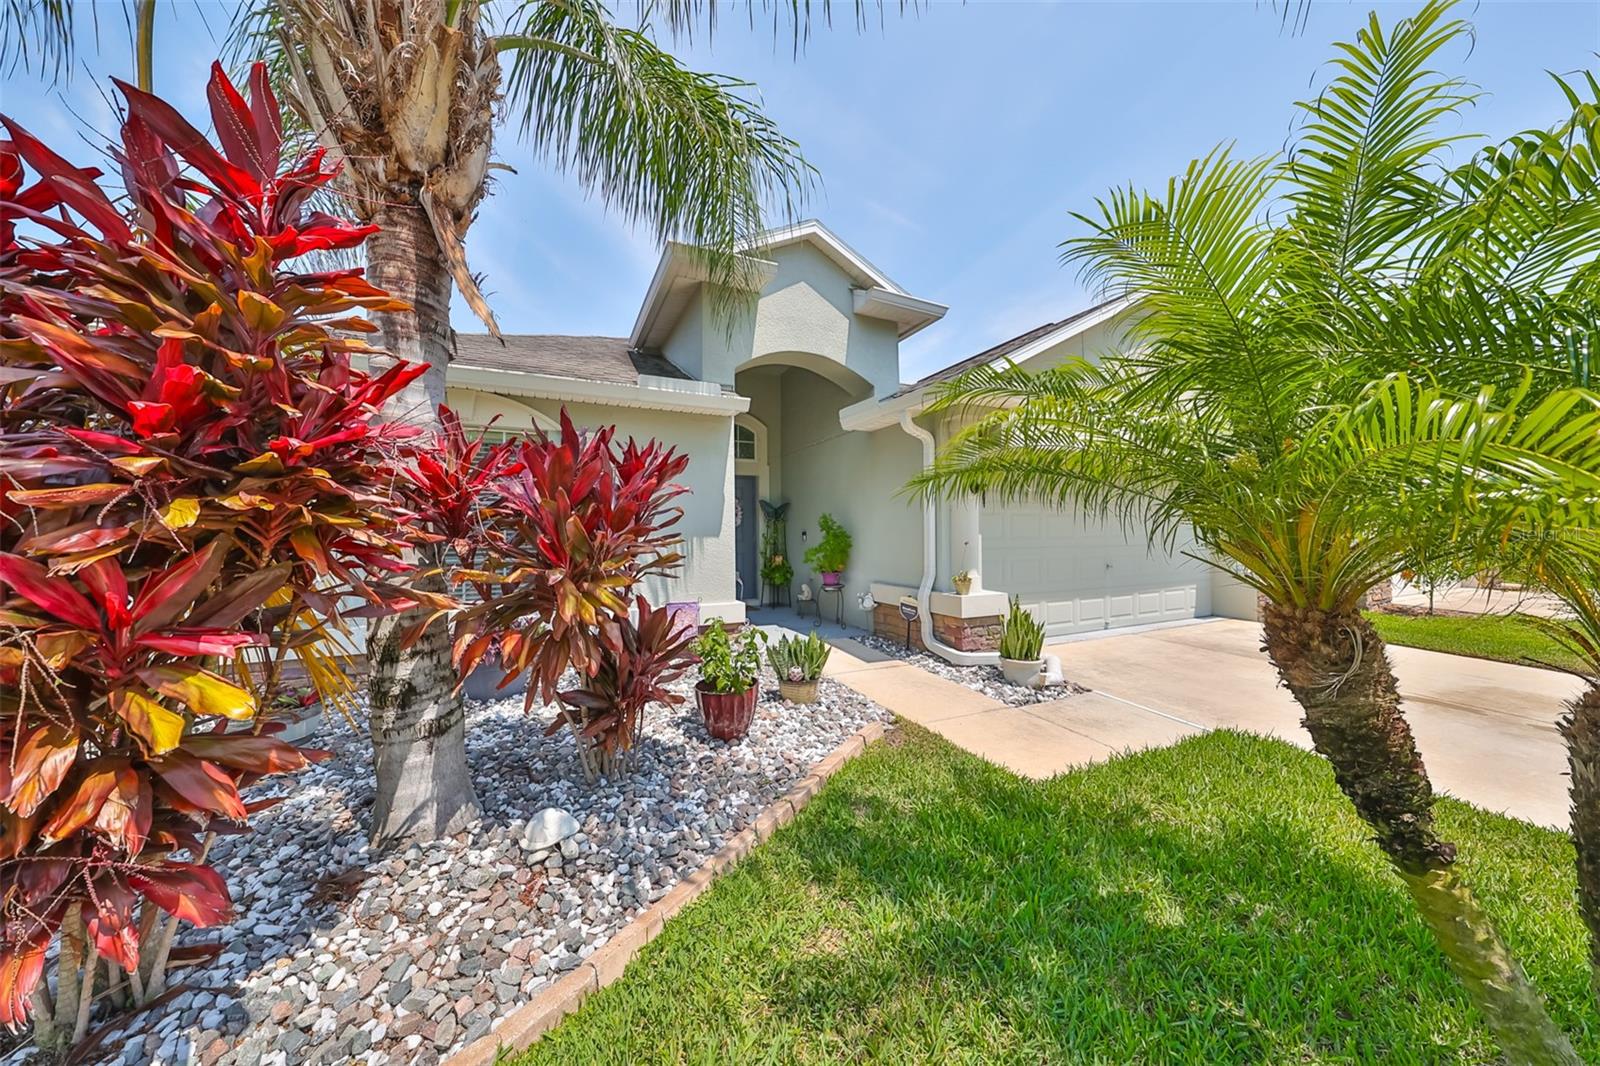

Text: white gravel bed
xmin=45 ymin=673 xmax=888 ymax=1066
xmin=853 ymin=633 xmax=1087 ymax=706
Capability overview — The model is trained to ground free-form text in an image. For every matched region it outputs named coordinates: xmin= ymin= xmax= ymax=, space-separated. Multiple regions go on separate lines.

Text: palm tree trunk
xmin=1561 ymin=682 xmax=1600 ymax=1007
xmin=364 ymin=200 xmax=480 ymax=846
xmin=1261 ymin=603 xmax=1578 ymax=1065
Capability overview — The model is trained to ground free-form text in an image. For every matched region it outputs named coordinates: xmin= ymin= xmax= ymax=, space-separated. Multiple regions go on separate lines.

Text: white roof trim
xmin=446 ymin=363 xmax=750 ymax=417
xmin=838 ymin=295 xmax=1138 ymax=432
xmin=745 ymin=220 xmax=907 ymax=294
xmin=852 ymin=286 xmax=948 ymax=340
xmin=630 ymin=219 xmax=938 ymax=350
xmin=628 ymin=244 xmax=778 ymax=350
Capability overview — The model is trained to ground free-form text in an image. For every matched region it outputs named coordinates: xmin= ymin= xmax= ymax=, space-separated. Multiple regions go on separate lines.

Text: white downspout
xmin=900 ymin=411 xmax=999 ymax=666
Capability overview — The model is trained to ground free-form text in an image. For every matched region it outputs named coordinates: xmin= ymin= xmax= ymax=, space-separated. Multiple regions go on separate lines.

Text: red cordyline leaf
xmin=151 ymin=752 xmax=247 ymax=821
xmin=181 ymin=733 xmax=314 ymax=775
xmin=84 ymin=876 xmax=141 ymax=971
xmin=0 ymin=552 xmax=101 ymax=630
xmin=37 ymin=759 xmax=123 ymax=844
xmin=129 ymin=862 xmax=232 ymax=926
xmin=131 ymin=539 xmax=227 ymax=636
xmin=3 ymin=723 xmax=80 ymax=819
xmin=79 ymin=558 xmax=131 ymax=629
xmin=206 ymin=61 xmax=276 ymax=183
xmin=135 ymin=630 xmax=264 ymax=657
xmin=0 ymin=925 xmax=51 ymax=1028
xmin=112 ymin=75 xmax=259 ymax=202
xmin=0 ymin=116 xmax=129 ymax=243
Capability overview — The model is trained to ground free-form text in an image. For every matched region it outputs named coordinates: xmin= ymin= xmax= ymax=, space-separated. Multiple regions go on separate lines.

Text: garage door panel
xmin=983 ymin=503 xmax=1207 ymax=637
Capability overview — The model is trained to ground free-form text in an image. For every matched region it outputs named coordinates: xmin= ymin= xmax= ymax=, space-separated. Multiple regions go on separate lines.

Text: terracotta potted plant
xmin=998 ymin=595 xmax=1046 ymax=686
xmin=766 ymin=630 xmax=831 ymax=704
xmin=804 ymin=513 xmax=852 ymax=588
xmin=693 ymin=620 xmax=767 ymax=739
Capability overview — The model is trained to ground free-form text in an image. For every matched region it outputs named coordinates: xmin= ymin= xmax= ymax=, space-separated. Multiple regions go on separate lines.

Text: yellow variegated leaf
xmin=111 ymin=689 xmax=188 ymax=754
xmin=136 ymin=666 xmax=256 ymax=721
xmin=112 ymin=455 xmax=166 ymax=476
xmin=237 ymin=291 xmax=287 ymax=334
xmin=235 ymin=453 xmax=286 ymax=476
xmin=159 ymin=497 xmax=201 ymax=529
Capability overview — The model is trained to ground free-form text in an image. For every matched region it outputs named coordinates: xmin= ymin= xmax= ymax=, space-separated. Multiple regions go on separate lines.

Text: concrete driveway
xmin=1046 ymin=618 xmax=1579 ymax=828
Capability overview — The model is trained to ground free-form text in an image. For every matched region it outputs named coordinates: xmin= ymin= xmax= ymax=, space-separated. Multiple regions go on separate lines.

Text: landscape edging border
xmin=443 ymin=717 xmax=888 ymax=1066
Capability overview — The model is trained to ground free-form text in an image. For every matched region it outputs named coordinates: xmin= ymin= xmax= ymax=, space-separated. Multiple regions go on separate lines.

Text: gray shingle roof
xmin=889 ymin=297 xmax=1125 ymax=399
xmin=451 ymin=334 xmax=690 ymax=385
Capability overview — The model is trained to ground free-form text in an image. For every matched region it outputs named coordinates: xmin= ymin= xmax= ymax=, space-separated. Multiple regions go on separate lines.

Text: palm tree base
xmin=1262 ymin=602 xmax=1577 ymax=1062
xmin=1562 ymin=683 xmax=1600 ymax=1013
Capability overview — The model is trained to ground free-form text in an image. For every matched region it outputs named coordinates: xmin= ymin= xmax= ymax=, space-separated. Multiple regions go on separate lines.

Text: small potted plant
xmin=693 ymin=619 xmax=767 ymax=739
xmin=766 ymin=630 xmax=831 ymax=704
xmin=952 ymin=569 xmax=976 ymax=596
xmin=804 ymin=513 xmax=852 ymax=588
xmin=998 ymin=596 xmax=1046 ymax=686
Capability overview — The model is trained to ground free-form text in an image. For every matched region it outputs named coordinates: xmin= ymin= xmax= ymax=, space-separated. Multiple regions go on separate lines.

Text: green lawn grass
xmin=1365 ymin=609 xmax=1588 ymax=674
xmin=514 ymin=726 xmax=1596 ymax=1065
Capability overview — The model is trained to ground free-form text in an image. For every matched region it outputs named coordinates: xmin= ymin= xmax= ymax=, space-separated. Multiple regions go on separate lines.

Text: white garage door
xmin=981 ymin=504 xmax=1211 ymax=637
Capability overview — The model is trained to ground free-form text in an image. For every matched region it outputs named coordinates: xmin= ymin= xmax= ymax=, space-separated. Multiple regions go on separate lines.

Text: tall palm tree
xmin=914 ymin=3 xmax=1598 ymax=1059
xmin=2 ymin=0 xmax=828 ymax=844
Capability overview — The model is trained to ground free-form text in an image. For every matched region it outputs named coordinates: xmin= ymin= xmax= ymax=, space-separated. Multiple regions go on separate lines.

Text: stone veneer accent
xmin=871 ymin=603 xmax=1003 ymax=653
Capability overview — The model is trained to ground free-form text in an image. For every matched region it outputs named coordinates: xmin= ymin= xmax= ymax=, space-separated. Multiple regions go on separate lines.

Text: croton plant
xmin=0 ymin=63 xmax=427 ymax=1041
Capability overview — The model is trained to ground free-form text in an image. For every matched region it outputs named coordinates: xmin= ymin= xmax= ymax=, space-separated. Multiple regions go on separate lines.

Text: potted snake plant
xmin=766 ymin=630 xmax=831 ymax=704
xmin=693 ymin=620 xmax=767 ymax=739
xmin=998 ymin=596 xmax=1046 ymax=686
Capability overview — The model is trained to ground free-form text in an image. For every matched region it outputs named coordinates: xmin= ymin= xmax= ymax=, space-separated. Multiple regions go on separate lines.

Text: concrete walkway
xmin=1390 ymin=584 xmax=1568 ymax=618
xmin=814 ymin=619 xmax=1578 ymax=829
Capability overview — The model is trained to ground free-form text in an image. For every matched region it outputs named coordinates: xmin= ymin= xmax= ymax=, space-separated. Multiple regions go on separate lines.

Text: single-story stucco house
xmin=442 ymin=220 xmax=1255 ymax=660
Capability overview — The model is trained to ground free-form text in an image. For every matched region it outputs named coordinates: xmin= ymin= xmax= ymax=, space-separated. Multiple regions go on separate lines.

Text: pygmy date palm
xmin=917 ymin=3 xmax=1599 ymax=1059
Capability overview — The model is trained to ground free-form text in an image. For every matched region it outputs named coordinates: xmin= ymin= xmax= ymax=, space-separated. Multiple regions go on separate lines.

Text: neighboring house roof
xmin=451 ymin=333 xmax=690 ymax=385
xmin=629 ymin=219 xmax=947 ymax=350
xmin=839 ymin=295 xmax=1137 ymax=431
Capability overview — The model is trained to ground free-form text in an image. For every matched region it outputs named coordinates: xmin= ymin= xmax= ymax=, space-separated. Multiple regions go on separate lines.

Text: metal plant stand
xmin=818 ymin=583 xmax=845 ymax=626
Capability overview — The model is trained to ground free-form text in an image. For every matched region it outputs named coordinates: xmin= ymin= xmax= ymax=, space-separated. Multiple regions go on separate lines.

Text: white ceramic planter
xmin=1000 ymin=657 xmax=1044 ymax=686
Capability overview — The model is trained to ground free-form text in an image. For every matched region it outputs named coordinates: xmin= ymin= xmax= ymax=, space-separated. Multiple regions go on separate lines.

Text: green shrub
xmin=767 ymin=630 xmax=831 ymax=682
xmin=998 ymin=596 xmax=1045 ymax=660
xmin=803 ymin=513 xmax=852 ymax=574
xmin=694 ymin=619 xmax=767 ymax=694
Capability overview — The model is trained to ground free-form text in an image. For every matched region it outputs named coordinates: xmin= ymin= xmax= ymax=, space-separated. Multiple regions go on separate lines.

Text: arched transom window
xmin=734 ymin=423 xmax=758 ymax=461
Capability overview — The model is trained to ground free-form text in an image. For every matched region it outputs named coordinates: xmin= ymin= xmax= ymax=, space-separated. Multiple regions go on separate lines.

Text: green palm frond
xmin=499 ymin=0 xmax=816 ymax=308
xmin=1283 ymin=0 xmax=1476 ymax=283
xmin=2 ymin=0 xmax=80 ymax=83
xmin=1420 ymin=69 xmax=1600 ymax=292
xmin=638 ymin=1 xmax=913 ymax=52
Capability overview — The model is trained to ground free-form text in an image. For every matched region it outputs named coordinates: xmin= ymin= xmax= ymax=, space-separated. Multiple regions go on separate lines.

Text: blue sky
xmin=2 ymin=1 xmax=1596 ymax=380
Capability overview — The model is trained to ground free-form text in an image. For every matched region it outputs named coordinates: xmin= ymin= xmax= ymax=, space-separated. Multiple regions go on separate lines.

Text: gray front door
xmin=735 ymin=475 xmax=759 ymax=602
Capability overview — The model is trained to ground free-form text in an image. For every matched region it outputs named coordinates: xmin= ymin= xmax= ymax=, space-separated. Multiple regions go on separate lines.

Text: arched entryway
xmin=734 ymin=353 xmax=895 ymax=618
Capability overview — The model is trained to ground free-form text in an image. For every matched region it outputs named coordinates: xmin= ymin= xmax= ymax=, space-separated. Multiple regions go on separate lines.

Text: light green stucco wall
xmin=777 ymin=371 xmax=923 ymax=628
xmin=663 ymin=242 xmax=902 ymax=398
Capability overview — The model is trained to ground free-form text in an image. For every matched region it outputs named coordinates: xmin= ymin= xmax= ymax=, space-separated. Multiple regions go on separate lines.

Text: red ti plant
xmin=554 ymin=597 xmax=696 ymax=779
xmin=395 ymin=406 xmax=522 ymax=564
xmin=449 ymin=410 xmax=693 ymax=777
xmin=0 ymin=63 xmax=425 ymax=1046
